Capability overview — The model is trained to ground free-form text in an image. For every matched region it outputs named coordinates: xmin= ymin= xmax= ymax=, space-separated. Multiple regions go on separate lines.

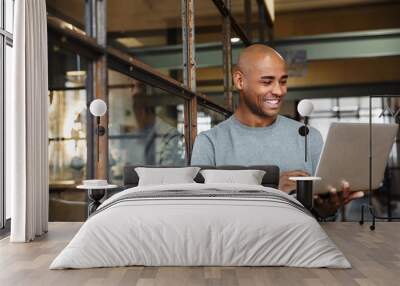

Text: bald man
xmin=191 ymin=44 xmax=363 ymax=218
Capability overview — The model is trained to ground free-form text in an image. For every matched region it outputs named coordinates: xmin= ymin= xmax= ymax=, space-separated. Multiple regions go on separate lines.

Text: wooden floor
xmin=0 ymin=222 xmax=399 ymax=286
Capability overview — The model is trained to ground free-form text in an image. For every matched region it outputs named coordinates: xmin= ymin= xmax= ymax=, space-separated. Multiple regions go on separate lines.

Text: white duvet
xmin=50 ymin=183 xmax=351 ymax=269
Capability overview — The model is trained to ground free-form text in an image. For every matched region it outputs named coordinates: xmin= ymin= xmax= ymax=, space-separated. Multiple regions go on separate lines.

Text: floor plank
xmin=0 ymin=222 xmax=399 ymax=286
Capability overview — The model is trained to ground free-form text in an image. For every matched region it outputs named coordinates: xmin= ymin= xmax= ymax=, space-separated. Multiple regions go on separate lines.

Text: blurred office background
xmin=2 ymin=0 xmax=400 ymax=224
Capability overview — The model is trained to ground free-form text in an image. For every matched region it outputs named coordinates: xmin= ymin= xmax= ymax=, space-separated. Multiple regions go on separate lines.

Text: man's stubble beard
xmin=242 ymin=93 xmax=278 ymax=119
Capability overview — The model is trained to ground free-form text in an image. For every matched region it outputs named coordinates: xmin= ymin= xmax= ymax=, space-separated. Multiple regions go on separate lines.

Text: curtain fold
xmin=7 ymin=0 xmax=49 ymax=242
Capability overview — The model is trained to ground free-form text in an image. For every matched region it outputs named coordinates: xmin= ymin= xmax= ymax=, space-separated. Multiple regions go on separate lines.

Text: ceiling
xmin=46 ymin=0 xmax=394 ymax=33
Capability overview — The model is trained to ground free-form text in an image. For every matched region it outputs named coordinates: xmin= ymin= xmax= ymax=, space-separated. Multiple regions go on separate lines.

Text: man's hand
xmin=279 ymin=172 xmax=365 ymax=219
xmin=314 ymin=181 xmax=365 ymax=219
xmin=279 ymin=170 xmax=310 ymax=194
xmin=325 ymin=181 xmax=365 ymax=207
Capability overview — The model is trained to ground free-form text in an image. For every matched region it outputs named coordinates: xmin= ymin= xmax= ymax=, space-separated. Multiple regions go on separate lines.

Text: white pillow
xmin=200 ymin=169 xmax=266 ymax=185
xmin=135 ymin=167 xmax=201 ymax=186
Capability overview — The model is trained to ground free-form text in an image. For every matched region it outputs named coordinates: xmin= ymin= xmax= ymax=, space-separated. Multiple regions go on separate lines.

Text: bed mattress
xmin=50 ymin=183 xmax=350 ymax=269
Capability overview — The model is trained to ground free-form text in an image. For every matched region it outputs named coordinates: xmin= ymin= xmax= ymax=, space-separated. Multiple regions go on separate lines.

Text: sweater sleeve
xmin=190 ymin=133 xmax=216 ymax=166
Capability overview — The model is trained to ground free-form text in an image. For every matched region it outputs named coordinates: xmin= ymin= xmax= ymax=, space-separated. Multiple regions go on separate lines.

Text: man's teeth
xmin=265 ymin=99 xmax=280 ymax=104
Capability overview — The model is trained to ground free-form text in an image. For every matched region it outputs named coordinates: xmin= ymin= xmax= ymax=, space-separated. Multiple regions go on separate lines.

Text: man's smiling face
xmin=234 ymin=52 xmax=288 ymax=119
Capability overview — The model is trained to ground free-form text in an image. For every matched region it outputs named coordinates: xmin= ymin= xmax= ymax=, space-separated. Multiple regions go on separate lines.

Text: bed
xmin=50 ymin=165 xmax=350 ymax=269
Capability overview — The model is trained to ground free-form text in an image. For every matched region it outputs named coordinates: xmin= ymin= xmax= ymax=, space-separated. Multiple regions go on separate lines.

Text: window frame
xmin=1 ymin=0 xmax=14 ymax=231
xmin=46 ymin=0 xmax=267 ymax=220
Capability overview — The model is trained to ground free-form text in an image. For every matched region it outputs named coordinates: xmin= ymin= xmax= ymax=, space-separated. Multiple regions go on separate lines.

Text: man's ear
xmin=233 ymin=70 xmax=244 ymax=91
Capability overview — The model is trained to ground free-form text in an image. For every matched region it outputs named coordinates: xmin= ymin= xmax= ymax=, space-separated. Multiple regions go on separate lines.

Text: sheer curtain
xmin=7 ymin=0 xmax=48 ymax=242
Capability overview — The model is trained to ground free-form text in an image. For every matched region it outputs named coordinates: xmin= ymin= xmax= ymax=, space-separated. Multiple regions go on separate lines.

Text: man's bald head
xmin=233 ymin=44 xmax=289 ymax=122
xmin=236 ymin=44 xmax=286 ymax=76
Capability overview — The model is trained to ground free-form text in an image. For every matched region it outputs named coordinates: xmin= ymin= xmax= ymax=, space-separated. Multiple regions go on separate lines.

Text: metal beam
xmin=108 ymin=25 xmax=223 ymax=39
xmin=222 ymin=0 xmax=233 ymax=110
xmin=256 ymin=0 xmax=265 ymax=43
xmin=286 ymin=82 xmax=400 ymax=100
xmin=107 ymin=49 xmax=231 ymax=118
xmin=274 ymin=29 xmax=400 ymax=61
xmin=212 ymin=0 xmax=251 ymax=46
xmin=131 ymin=29 xmax=400 ymax=69
xmin=48 ymin=17 xmax=104 ymax=59
xmin=257 ymin=0 xmax=273 ymax=41
xmin=47 ymin=15 xmax=232 ymax=117
xmin=47 ymin=5 xmax=85 ymax=31
xmin=107 ymin=49 xmax=192 ymax=100
xmin=85 ymin=0 xmax=95 ymax=181
xmin=244 ymin=0 xmax=252 ymax=42
xmin=182 ymin=0 xmax=197 ymax=163
xmin=92 ymin=0 xmax=109 ymax=180
xmin=182 ymin=0 xmax=196 ymax=92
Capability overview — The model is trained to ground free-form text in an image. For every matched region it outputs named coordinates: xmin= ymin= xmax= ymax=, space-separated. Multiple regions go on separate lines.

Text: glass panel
xmin=195 ymin=1 xmax=225 ymax=107
xmin=48 ymin=89 xmax=87 ymax=183
xmin=231 ymin=0 xmax=255 ymax=40
xmin=310 ymin=97 xmax=393 ymax=139
xmin=107 ymin=1 xmax=182 ymax=81
xmin=338 ymin=97 xmax=359 ymax=107
xmin=48 ymin=40 xmax=89 ymax=221
xmin=5 ymin=43 xmax=12 ymax=219
xmin=197 ymin=105 xmax=226 ymax=134
xmin=231 ymin=0 xmax=245 ymax=20
xmin=359 ymin=96 xmax=384 ymax=110
xmin=195 ymin=0 xmax=221 ymax=45
xmin=255 ymin=0 xmax=269 ymax=41
xmin=46 ymin=0 xmax=86 ymax=31
xmin=108 ymin=1 xmax=182 ymax=49
xmin=108 ymin=69 xmax=187 ymax=185
xmin=308 ymin=117 xmax=335 ymax=141
xmin=197 ymin=66 xmax=223 ymax=94
xmin=308 ymin=96 xmax=399 ymax=222
xmin=310 ymin=98 xmax=335 ymax=111
xmin=195 ymin=3 xmax=241 ymax=110
xmin=232 ymin=0 xmax=262 ymax=41
xmin=5 ymin=0 xmax=14 ymax=33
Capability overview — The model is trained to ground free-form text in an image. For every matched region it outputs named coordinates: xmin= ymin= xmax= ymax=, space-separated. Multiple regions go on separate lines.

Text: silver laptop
xmin=313 ymin=122 xmax=398 ymax=194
